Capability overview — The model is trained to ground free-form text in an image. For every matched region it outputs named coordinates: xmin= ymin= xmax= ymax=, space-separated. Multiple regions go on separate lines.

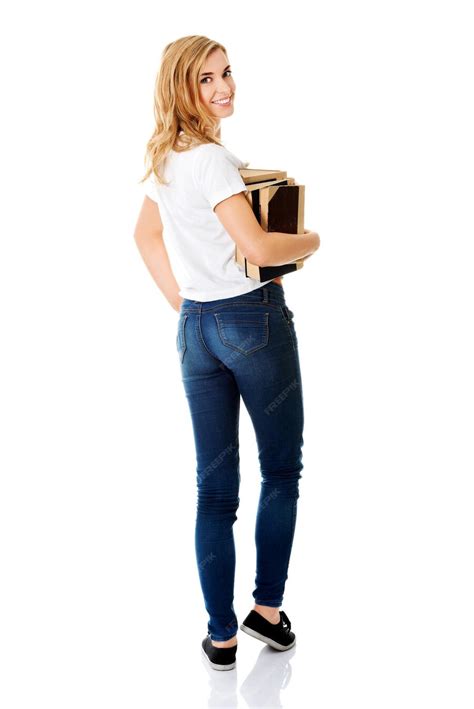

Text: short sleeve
xmin=143 ymin=174 xmax=158 ymax=203
xmin=193 ymin=145 xmax=248 ymax=210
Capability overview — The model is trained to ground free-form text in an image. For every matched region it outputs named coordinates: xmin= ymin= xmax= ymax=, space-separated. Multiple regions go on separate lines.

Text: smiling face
xmin=198 ymin=48 xmax=236 ymax=121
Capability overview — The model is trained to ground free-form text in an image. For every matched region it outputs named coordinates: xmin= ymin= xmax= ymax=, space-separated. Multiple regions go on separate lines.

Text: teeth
xmin=212 ymin=96 xmax=231 ymax=104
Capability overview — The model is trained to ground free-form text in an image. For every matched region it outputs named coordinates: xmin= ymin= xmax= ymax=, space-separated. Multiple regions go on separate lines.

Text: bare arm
xmin=214 ymin=192 xmax=320 ymax=267
xmin=133 ymin=196 xmax=183 ymax=312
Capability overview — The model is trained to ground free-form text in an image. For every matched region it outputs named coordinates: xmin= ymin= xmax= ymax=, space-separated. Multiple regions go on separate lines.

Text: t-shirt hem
xmin=179 ymin=279 xmax=275 ymax=302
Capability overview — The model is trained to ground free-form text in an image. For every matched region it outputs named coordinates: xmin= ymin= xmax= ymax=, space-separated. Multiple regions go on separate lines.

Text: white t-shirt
xmin=143 ymin=141 xmax=274 ymax=301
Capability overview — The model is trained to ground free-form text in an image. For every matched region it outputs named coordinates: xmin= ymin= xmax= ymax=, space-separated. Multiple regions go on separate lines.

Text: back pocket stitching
xmin=214 ymin=312 xmax=270 ymax=355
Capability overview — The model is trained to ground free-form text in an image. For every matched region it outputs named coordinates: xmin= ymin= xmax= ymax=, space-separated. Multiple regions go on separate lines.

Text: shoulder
xmin=190 ymin=143 xmax=248 ymax=209
xmin=193 ymin=142 xmax=229 ymax=162
xmin=193 ymin=143 xmax=246 ymax=177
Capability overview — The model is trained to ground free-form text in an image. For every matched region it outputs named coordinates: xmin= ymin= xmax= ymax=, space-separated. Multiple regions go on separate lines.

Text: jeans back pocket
xmin=214 ymin=311 xmax=269 ymax=355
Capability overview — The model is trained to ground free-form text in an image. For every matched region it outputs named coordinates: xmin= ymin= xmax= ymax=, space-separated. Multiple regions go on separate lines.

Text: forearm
xmin=134 ymin=232 xmax=183 ymax=312
xmin=258 ymin=231 xmax=317 ymax=267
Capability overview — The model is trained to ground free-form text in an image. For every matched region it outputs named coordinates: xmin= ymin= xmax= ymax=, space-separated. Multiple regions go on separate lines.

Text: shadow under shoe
xmin=240 ymin=610 xmax=296 ymax=651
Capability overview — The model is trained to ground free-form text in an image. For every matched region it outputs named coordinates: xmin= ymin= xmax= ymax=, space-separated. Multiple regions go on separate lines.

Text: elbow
xmin=247 ymin=243 xmax=267 ymax=267
xmin=133 ymin=227 xmax=143 ymax=243
xmin=243 ymin=231 xmax=267 ymax=267
xmin=240 ymin=246 xmax=262 ymax=267
xmin=247 ymin=250 xmax=264 ymax=267
xmin=134 ymin=228 xmax=162 ymax=244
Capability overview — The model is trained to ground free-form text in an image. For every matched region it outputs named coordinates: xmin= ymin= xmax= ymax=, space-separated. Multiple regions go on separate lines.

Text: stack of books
xmin=235 ymin=167 xmax=306 ymax=281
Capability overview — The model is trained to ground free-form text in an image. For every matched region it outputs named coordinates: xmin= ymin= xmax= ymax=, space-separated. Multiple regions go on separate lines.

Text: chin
xmin=210 ymin=107 xmax=234 ymax=118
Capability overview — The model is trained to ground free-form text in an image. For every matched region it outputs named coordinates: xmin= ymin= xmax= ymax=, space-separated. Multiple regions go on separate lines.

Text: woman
xmin=134 ymin=35 xmax=320 ymax=671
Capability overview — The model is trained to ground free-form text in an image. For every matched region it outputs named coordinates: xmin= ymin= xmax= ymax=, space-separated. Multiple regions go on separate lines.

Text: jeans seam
xmin=177 ymin=313 xmax=188 ymax=363
xmin=196 ymin=310 xmax=224 ymax=364
xmin=280 ymin=305 xmax=298 ymax=354
xmin=202 ymin=301 xmax=283 ymax=313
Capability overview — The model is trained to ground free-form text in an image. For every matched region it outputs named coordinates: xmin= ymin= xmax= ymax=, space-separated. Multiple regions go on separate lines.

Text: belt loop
xmin=262 ymin=286 xmax=269 ymax=303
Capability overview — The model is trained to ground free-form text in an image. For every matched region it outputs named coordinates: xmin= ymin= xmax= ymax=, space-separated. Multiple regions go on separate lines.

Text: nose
xmin=216 ymin=79 xmax=233 ymax=95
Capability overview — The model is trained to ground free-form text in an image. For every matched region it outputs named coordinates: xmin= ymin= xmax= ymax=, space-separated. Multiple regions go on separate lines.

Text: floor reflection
xmin=202 ymin=642 xmax=296 ymax=708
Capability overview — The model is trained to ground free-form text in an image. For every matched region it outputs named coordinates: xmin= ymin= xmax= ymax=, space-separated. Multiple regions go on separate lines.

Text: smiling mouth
xmin=212 ymin=95 xmax=232 ymax=105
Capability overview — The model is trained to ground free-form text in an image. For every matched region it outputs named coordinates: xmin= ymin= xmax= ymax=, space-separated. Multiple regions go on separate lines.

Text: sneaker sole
xmin=201 ymin=646 xmax=236 ymax=671
xmin=240 ymin=623 xmax=296 ymax=651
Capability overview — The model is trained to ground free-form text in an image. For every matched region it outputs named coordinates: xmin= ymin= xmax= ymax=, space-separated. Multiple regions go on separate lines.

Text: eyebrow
xmin=200 ymin=64 xmax=231 ymax=77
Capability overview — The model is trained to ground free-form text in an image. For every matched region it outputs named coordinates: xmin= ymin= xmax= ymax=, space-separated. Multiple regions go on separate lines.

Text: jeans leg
xmin=181 ymin=351 xmax=241 ymax=641
xmin=228 ymin=310 xmax=304 ymax=607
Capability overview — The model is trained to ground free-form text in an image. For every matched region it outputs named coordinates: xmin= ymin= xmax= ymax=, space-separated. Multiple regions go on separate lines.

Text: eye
xmin=200 ymin=69 xmax=232 ymax=85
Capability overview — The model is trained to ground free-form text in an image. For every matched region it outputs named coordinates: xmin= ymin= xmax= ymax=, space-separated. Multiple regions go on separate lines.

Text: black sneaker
xmin=240 ymin=610 xmax=296 ymax=651
xmin=201 ymin=634 xmax=237 ymax=671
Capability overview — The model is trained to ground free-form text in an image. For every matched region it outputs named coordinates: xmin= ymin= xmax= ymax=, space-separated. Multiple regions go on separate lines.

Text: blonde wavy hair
xmin=139 ymin=35 xmax=228 ymax=188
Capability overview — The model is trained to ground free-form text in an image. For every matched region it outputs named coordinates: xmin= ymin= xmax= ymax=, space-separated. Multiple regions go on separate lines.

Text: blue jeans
xmin=176 ymin=281 xmax=304 ymax=641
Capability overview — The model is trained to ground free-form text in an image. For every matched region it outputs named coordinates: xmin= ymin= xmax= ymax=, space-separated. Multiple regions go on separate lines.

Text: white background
xmin=1 ymin=1 xmax=473 ymax=707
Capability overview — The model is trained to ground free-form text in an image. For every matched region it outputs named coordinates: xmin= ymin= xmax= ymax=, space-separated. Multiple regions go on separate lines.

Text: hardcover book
xmin=235 ymin=168 xmax=306 ymax=281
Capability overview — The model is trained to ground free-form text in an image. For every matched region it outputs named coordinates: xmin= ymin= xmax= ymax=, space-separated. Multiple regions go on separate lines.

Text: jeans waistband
xmin=180 ymin=281 xmax=286 ymax=313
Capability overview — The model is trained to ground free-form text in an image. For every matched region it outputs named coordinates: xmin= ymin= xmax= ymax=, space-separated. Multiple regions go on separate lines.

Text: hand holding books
xmin=298 ymin=229 xmax=320 ymax=260
xmin=234 ymin=167 xmax=320 ymax=281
